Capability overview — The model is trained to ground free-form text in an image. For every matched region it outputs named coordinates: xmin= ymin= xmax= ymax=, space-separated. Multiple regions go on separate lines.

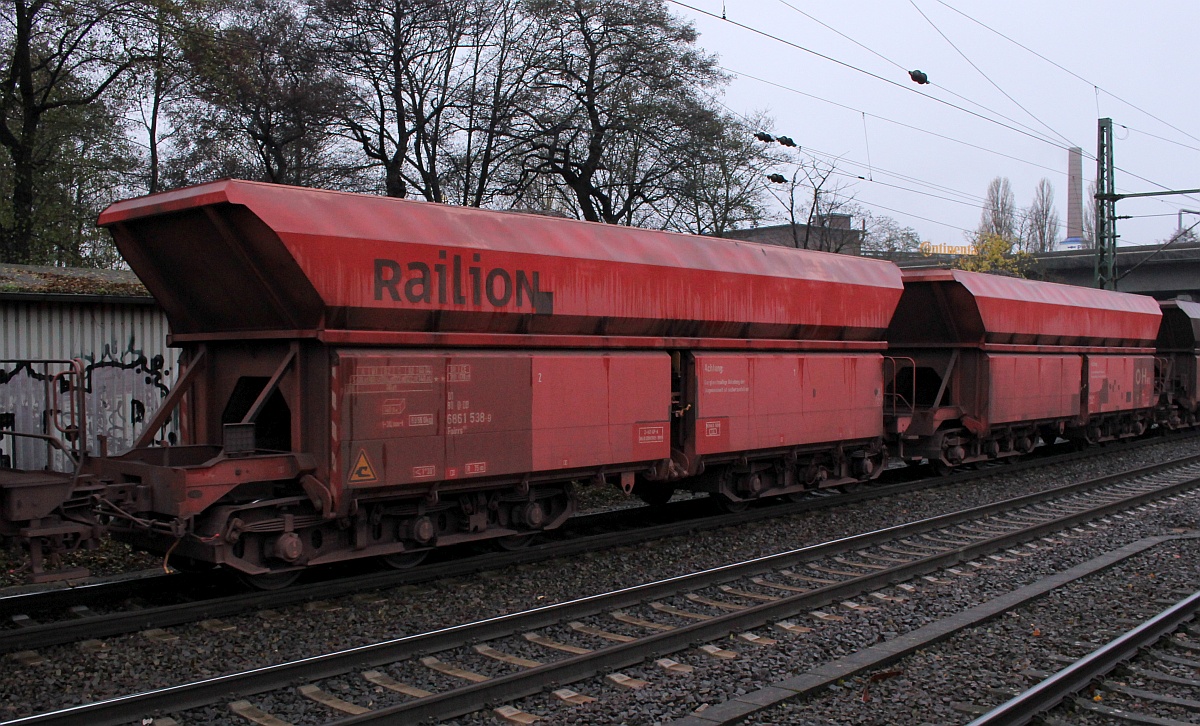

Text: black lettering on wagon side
xmin=373 ymin=253 xmax=554 ymax=314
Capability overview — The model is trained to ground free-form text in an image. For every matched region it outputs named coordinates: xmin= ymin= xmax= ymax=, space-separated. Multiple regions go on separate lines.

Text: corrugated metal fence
xmin=0 ymin=295 xmax=177 ymax=471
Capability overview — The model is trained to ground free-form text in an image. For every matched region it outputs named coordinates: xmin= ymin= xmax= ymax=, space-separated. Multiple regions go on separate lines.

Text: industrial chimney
xmin=1065 ymin=146 xmax=1084 ymax=249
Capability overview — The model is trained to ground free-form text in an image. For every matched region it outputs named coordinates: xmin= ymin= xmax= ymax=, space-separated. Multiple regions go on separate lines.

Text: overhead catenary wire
xmin=797 ymin=144 xmax=987 ymax=205
xmin=932 ymin=0 xmax=1200 ymax=147
xmin=855 ymin=197 xmax=974 ymax=234
xmin=702 ymin=88 xmax=1070 ymax=233
xmin=861 ymin=112 xmax=874 ymax=181
xmin=683 ymin=1 xmax=1200 ymax=215
xmin=709 ymin=77 xmax=1175 ymax=244
xmin=1117 ymin=124 xmax=1200 ymax=155
xmin=788 ymin=142 xmax=1081 ymax=232
xmin=769 ymin=0 xmax=907 ymax=73
xmin=768 ymin=0 xmax=1078 ymax=150
xmin=723 ymin=65 xmax=1065 ymax=178
xmin=666 ymin=0 xmax=1079 ymax=153
xmin=698 ymin=88 xmax=992 ymax=204
xmin=907 ymin=0 xmax=1081 ymax=150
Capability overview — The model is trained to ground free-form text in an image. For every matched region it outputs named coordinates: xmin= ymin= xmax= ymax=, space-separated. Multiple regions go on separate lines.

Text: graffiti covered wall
xmin=0 ymin=299 xmax=177 ymax=471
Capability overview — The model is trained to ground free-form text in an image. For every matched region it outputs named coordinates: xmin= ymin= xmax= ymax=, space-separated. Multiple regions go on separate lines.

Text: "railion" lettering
xmin=374 ymin=252 xmax=554 ymax=314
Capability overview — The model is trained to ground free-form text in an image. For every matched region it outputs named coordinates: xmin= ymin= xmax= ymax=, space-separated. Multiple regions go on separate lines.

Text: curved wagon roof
xmin=100 ymin=180 xmax=903 ymax=343
xmin=890 ymin=268 xmax=1161 ymax=348
xmin=1157 ymin=299 xmax=1200 ymax=351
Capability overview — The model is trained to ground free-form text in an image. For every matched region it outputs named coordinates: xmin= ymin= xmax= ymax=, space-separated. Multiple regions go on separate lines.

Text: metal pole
xmin=1094 ymin=118 xmax=1117 ymax=289
xmin=1179 ymin=209 xmax=1200 ymax=233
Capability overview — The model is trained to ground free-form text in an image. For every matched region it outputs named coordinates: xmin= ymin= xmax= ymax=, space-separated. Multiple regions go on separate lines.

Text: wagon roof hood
xmin=100 ymin=180 xmax=904 ymax=342
xmin=892 ymin=268 xmax=1162 ymax=348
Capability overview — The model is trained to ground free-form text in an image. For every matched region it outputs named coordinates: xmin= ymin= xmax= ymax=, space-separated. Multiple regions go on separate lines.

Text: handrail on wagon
xmin=883 ymin=356 xmax=916 ymax=418
xmin=0 ymin=358 xmax=87 ymax=469
xmin=1154 ymin=355 xmax=1173 ymax=400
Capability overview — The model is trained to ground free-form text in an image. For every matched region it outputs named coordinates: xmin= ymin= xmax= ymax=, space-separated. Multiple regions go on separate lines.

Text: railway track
xmin=1 ymin=433 xmax=1190 ymax=657
xmin=968 ymin=589 xmax=1200 ymax=726
xmin=669 ymin=536 xmax=1200 ymax=726
xmin=10 ymin=444 xmax=1200 ymax=725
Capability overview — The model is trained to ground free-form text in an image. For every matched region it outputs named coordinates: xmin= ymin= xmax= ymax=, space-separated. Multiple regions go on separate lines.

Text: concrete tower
xmin=1066 ymin=146 xmax=1084 ymax=246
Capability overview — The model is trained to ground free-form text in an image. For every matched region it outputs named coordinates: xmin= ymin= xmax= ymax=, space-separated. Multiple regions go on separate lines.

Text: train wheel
xmin=238 ymin=570 xmax=301 ymax=590
xmin=711 ymin=493 xmax=749 ymax=513
xmin=930 ymin=460 xmax=954 ymax=477
xmin=634 ymin=483 xmax=674 ymax=507
xmin=382 ymin=551 xmax=429 ymax=569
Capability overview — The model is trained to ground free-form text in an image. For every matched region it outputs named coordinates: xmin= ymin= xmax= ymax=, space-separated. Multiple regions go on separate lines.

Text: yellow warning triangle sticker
xmin=348 ymin=449 xmax=378 ymax=483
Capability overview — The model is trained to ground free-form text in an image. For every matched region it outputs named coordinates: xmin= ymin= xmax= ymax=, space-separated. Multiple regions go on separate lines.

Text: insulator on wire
xmin=776 ymin=136 xmax=797 ymax=147
xmin=754 ymin=132 xmax=775 ymax=143
xmin=767 ymin=173 xmax=788 ymax=184
xmin=909 ymin=69 xmax=929 ymax=84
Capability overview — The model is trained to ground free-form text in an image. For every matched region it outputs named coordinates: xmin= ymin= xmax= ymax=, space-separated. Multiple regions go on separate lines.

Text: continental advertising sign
xmin=920 ymin=242 xmax=979 ymax=256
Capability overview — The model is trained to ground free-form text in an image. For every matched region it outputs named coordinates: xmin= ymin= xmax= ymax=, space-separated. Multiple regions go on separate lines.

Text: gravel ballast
xmin=3 ymin=436 xmax=1199 ymax=724
xmin=739 ymin=536 xmax=1200 ymax=726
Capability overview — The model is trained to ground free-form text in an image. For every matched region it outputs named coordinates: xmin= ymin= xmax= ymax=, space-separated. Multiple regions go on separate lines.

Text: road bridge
xmin=894 ymin=241 xmax=1200 ymax=300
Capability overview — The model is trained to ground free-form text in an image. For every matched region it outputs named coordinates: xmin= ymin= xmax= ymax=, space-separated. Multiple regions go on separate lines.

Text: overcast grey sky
xmin=668 ymin=0 xmax=1200 ymax=247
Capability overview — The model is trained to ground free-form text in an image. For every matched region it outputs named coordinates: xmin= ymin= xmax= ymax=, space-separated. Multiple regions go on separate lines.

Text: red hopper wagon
xmin=1155 ymin=299 xmax=1200 ymax=429
xmin=0 ymin=180 xmax=904 ymax=584
xmin=885 ymin=268 xmax=1162 ymax=471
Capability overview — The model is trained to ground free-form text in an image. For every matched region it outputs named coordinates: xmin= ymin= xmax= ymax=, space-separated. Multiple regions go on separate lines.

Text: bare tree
xmin=1020 ymin=177 xmax=1060 ymax=253
xmin=314 ymin=0 xmax=477 ymax=200
xmin=977 ymin=176 xmax=1018 ymax=246
xmin=173 ymin=0 xmax=355 ymax=188
xmin=657 ymin=113 xmax=775 ymax=237
xmin=860 ymin=211 xmax=921 ymax=258
xmin=447 ymin=0 xmax=543 ymax=208
xmin=800 ymin=158 xmax=858 ymax=251
xmin=0 ymin=0 xmax=148 ymax=263
xmin=764 ymin=155 xmax=859 ymax=251
xmin=515 ymin=0 xmax=725 ymax=225
xmin=131 ymin=1 xmax=207 ymax=194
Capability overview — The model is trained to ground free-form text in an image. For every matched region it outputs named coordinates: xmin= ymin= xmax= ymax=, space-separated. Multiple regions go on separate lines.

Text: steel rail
xmin=0 ymin=570 xmax=191 ymax=619
xmin=331 ymin=472 xmax=1200 ymax=724
xmin=965 ymin=590 xmax=1200 ymax=726
xmin=8 ymin=456 xmax=1200 ymax=726
xmin=1 ymin=431 xmax=1188 ymax=650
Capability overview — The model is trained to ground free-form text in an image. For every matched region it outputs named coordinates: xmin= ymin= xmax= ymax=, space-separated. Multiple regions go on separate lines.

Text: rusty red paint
xmin=690 ymin=353 xmax=884 ymax=455
xmin=1085 ymin=355 xmax=1155 ymax=415
xmin=14 ymin=178 xmax=1199 ymax=583
xmin=335 ymin=350 xmax=669 ymax=489
xmin=100 ymin=180 xmax=903 ymax=342
xmin=986 ymin=354 xmax=1082 ymax=424
xmin=896 ymin=269 xmax=1161 ymax=348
